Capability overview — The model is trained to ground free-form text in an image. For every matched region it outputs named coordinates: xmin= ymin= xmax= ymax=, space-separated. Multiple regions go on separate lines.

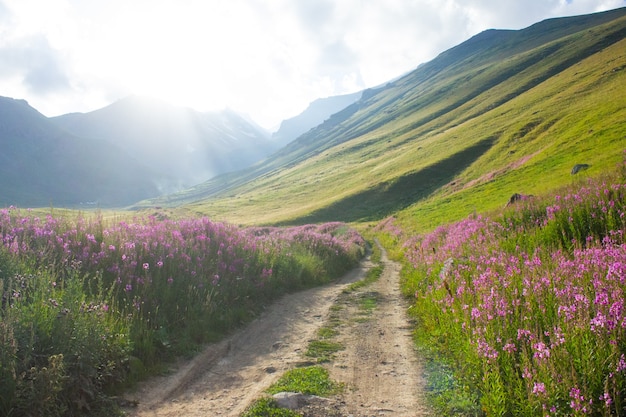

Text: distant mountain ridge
xmin=0 ymin=96 xmax=160 ymax=207
xmin=3 ymin=7 xmax=626 ymax=214
xmin=0 ymin=89 xmax=373 ymax=208
xmin=0 ymin=95 xmax=283 ymax=208
xmin=52 ymin=96 xmax=274 ymax=193
xmin=271 ymin=91 xmax=362 ymax=148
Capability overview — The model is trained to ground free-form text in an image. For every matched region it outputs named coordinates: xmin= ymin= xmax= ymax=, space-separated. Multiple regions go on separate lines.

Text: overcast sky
xmin=0 ymin=0 xmax=624 ymax=130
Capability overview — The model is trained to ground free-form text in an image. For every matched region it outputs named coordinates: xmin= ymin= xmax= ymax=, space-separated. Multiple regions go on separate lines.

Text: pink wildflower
xmin=532 ymin=382 xmax=546 ymax=396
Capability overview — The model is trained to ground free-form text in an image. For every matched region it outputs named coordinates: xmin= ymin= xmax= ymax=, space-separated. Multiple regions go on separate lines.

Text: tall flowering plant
xmin=0 ymin=211 xmax=365 ymax=415
xmin=391 ymin=172 xmax=626 ymax=416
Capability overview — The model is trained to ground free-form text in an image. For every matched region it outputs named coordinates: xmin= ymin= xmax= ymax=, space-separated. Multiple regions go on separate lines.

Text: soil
xmin=124 ymin=243 xmax=431 ymax=416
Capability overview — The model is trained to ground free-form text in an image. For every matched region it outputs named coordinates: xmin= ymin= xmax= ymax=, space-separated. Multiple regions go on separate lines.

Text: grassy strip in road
xmin=243 ymin=240 xmax=384 ymax=416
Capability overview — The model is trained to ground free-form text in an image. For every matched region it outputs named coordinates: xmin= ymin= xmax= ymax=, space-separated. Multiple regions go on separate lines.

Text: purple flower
xmin=532 ymin=342 xmax=551 ymax=361
xmin=532 ymin=382 xmax=546 ymax=396
xmin=600 ymin=392 xmax=612 ymax=407
xmin=617 ymin=354 xmax=626 ymax=372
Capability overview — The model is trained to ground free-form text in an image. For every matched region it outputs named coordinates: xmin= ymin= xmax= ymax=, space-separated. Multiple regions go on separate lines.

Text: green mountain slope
xmin=137 ymin=8 xmax=626 ymax=229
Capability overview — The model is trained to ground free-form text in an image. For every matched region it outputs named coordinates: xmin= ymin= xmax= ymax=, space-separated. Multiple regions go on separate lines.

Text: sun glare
xmin=76 ymin=1 xmax=267 ymax=113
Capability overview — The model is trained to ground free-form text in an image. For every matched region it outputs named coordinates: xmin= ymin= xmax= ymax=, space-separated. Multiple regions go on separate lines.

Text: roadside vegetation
xmin=1 ymin=11 xmax=625 ymax=417
xmin=374 ymin=163 xmax=626 ymax=416
xmin=0 ymin=214 xmax=364 ymax=416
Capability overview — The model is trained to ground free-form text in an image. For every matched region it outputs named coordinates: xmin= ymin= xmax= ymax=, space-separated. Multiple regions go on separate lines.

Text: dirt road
xmin=125 ymin=243 xmax=430 ymax=416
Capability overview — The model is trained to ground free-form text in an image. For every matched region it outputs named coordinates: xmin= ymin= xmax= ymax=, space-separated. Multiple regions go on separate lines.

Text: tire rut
xmin=324 ymin=242 xmax=431 ymax=416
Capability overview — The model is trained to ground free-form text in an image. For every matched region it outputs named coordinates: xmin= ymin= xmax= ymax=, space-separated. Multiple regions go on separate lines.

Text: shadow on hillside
xmin=286 ymin=137 xmax=496 ymax=224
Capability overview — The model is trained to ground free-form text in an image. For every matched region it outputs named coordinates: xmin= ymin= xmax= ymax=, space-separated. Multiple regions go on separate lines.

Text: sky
xmin=0 ymin=0 xmax=624 ymax=130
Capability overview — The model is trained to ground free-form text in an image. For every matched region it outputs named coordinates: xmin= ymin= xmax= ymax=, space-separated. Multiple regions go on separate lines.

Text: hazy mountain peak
xmin=0 ymin=95 xmax=160 ymax=207
xmin=272 ymin=91 xmax=363 ymax=147
xmin=51 ymin=95 xmax=276 ymax=190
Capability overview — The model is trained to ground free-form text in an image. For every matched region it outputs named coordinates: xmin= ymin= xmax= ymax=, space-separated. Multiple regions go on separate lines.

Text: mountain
xmin=134 ymin=7 xmax=626 ymax=228
xmin=52 ymin=96 xmax=274 ymax=193
xmin=0 ymin=96 xmax=161 ymax=207
xmin=271 ymin=91 xmax=362 ymax=148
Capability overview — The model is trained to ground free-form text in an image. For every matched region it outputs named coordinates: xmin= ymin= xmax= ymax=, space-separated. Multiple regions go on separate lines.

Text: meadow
xmin=0 ymin=212 xmax=365 ymax=416
xmin=375 ymin=163 xmax=626 ymax=416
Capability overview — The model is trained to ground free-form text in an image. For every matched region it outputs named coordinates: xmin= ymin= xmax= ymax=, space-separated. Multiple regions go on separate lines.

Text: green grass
xmin=419 ymin=350 xmax=482 ymax=416
xmin=0 ymin=215 xmax=364 ymax=416
xmin=266 ymin=366 xmax=343 ymax=396
xmin=345 ymin=242 xmax=383 ymax=292
xmin=316 ymin=326 xmax=339 ymax=339
xmin=241 ymin=397 xmax=302 ymax=417
xmin=304 ymin=340 xmax=344 ymax=363
xmin=377 ymin=168 xmax=626 ymax=415
xmin=242 ymin=367 xmax=344 ymax=417
xmin=356 ymin=291 xmax=379 ymax=315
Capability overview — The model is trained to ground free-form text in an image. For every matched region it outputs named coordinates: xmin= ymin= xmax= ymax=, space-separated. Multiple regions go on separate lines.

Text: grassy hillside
xmin=137 ymin=8 xmax=626 ymax=230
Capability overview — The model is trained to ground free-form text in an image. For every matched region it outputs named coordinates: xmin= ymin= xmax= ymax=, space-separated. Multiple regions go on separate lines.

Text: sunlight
xmin=115 ymin=3 xmax=233 ymax=110
xmin=76 ymin=1 xmax=265 ymax=112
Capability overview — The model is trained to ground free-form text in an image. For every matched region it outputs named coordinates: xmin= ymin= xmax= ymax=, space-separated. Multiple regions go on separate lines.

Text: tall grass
xmin=0 ymin=213 xmax=364 ymax=416
xmin=376 ymin=164 xmax=626 ymax=416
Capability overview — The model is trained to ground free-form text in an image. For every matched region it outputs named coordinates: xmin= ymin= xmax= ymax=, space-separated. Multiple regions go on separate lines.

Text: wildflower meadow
xmin=377 ymin=169 xmax=626 ymax=416
xmin=0 ymin=212 xmax=365 ymax=416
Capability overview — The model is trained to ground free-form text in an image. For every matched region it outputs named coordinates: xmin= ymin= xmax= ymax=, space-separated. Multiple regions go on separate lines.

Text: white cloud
xmin=0 ymin=0 xmax=623 ymax=128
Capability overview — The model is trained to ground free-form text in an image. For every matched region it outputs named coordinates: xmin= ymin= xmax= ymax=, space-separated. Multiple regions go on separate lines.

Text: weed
xmin=376 ymin=169 xmax=626 ymax=415
xmin=305 ymin=341 xmax=344 ymax=363
xmin=0 ymin=213 xmax=364 ymax=415
xmin=316 ymin=327 xmax=338 ymax=339
xmin=357 ymin=292 xmax=379 ymax=314
xmin=266 ymin=366 xmax=343 ymax=397
xmin=345 ymin=241 xmax=383 ymax=292
xmin=241 ymin=397 xmax=302 ymax=417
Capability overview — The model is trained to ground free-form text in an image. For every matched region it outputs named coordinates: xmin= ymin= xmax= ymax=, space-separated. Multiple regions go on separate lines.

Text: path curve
xmin=125 ymin=242 xmax=430 ymax=416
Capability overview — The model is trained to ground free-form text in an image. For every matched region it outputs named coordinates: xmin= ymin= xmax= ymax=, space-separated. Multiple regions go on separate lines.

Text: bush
xmin=1 ymin=265 xmax=130 ymax=416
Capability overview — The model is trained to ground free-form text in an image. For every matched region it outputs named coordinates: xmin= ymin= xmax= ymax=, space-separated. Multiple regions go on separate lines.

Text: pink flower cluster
xmin=0 ymin=209 xmax=365 ymax=331
xmin=389 ymin=173 xmax=626 ymax=415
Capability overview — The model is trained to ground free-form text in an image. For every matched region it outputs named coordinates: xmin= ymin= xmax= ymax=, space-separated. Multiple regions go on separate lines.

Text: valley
xmin=1 ymin=6 xmax=626 ymax=417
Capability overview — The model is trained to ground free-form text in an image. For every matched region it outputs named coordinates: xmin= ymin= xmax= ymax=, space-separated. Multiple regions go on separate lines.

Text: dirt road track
xmin=328 ymin=245 xmax=430 ymax=416
xmin=126 ymin=243 xmax=430 ymax=416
